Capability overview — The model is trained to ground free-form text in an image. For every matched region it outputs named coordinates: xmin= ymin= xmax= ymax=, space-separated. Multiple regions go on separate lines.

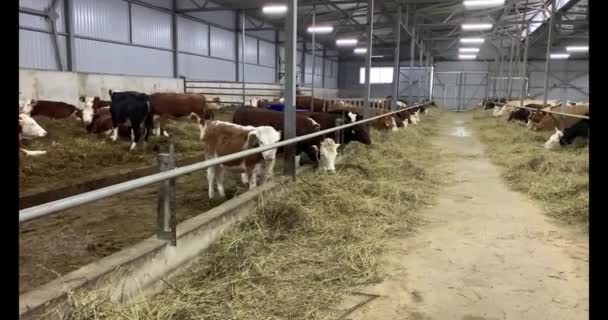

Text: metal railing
xmin=487 ymin=100 xmax=590 ymax=120
xmin=19 ymin=102 xmax=430 ymax=243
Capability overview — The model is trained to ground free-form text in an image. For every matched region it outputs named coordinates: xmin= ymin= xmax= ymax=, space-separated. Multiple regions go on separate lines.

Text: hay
xmin=42 ymin=111 xmax=445 ymax=320
xmin=470 ymin=111 xmax=588 ymax=224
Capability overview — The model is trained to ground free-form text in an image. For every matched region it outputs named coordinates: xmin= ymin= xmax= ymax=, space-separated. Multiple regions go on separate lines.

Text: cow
xmin=300 ymin=111 xmax=372 ymax=145
xmin=78 ymin=96 xmax=112 ymax=126
xmin=544 ymin=114 xmax=589 ymax=149
xmin=22 ymin=99 xmax=84 ymax=122
xmin=202 ymin=120 xmax=281 ymax=198
xmin=148 ymin=93 xmax=221 ymax=139
xmin=19 ymin=113 xmax=47 ymax=156
xmin=319 ymin=138 xmax=340 ymax=172
xmin=108 ymin=90 xmax=154 ymax=150
xmin=232 ymin=107 xmax=322 ymax=166
xmin=86 ymin=107 xmax=132 ymax=138
xmin=529 ymin=104 xmax=589 ymax=132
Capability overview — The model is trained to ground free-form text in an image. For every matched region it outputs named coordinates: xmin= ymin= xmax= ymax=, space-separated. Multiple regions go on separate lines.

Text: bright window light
xmin=550 ymin=53 xmax=570 ymax=59
xmin=359 ymin=67 xmax=394 ymax=84
xmin=460 ymin=37 xmax=485 ymax=44
xmin=262 ymin=4 xmax=287 ymax=14
xmin=459 ymin=54 xmax=477 ymax=59
xmin=354 ymin=48 xmax=367 ymax=54
xmin=462 ymin=23 xmax=493 ymax=31
xmin=336 ymin=38 xmax=358 ymax=46
xmin=459 ymin=48 xmax=480 ymax=53
xmin=464 ymin=0 xmax=505 ymax=8
xmin=566 ymin=46 xmax=589 ymax=52
xmin=307 ymin=25 xmax=334 ymax=34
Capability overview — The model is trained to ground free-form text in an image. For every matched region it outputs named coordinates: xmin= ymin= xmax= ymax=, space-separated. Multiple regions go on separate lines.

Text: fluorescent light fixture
xmin=550 ymin=53 xmax=570 ymax=59
xmin=262 ymin=4 xmax=287 ymax=14
xmin=372 ymin=55 xmax=384 ymax=58
xmin=462 ymin=23 xmax=493 ymax=31
xmin=460 ymin=37 xmax=485 ymax=44
xmin=464 ymin=0 xmax=505 ymax=8
xmin=566 ymin=46 xmax=589 ymax=52
xmin=306 ymin=25 xmax=334 ymax=34
xmin=459 ymin=47 xmax=480 ymax=53
xmin=336 ymin=38 xmax=358 ymax=46
xmin=354 ymin=48 xmax=367 ymax=54
xmin=459 ymin=54 xmax=477 ymax=59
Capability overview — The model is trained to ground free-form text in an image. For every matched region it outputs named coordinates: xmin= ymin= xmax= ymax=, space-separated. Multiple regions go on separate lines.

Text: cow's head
xmin=78 ymin=96 xmax=98 ymax=125
xmin=544 ymin=127 xmax=564 ymax=150
xmin=319 ymin=138 xmax=340 ymax=172
xmin=247 ymin=126 xmax=281 ymax=160
xmin=344 ymin=112 xmax=371 ymax=145
xmin=19 ymin=113 xmax=47 ymax=138
xmin=19 ymin=99 xmax=36 ymax=114
xmin=249 ymin=97 xmax=260 ymax=108
xmin=279 ymin=96 xmax=285 ymax=103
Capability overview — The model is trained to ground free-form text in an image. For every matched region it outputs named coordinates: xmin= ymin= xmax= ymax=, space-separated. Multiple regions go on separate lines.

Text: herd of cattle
xmin=18 ymin=91 xmax=432 ymax=199
xmin=480 ymin=98 xmax=589 ymax=149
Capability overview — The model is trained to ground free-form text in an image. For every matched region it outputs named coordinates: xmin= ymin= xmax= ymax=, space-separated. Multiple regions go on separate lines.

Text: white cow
xmin=19 ymin=113 xmax=48 ymax=156
xmin=544 ymin=127 xmax=564 ymax=150
xmin=319 ymin=138 xmax=340 ymax=172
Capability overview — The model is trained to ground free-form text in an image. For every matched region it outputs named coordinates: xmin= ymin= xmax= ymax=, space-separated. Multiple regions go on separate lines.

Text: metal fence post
xmin=157 ymin=143 xmax=176 ymax=246
xmin=334 ymin=118 xmax=344 ymax=144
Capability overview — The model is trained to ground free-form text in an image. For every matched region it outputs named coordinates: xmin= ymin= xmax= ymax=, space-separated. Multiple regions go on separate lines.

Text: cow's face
xmin=249 ymin=98 xmax=260 ymax=108
xmin=544 ymin=127 xmax=563 ymax=150
xmin=79 ymin=96 xmax=96 ymax=125
xmin=19 ymin=113 xmax=47 ymax=138
xmin=249 ymin=126 xmax=281 ymax=160
xmin=19 ymin=99 xmax=36 ymax=114
xmin=345 ymin=113 xmax=371 ymax=145
xmin=319 ymin=138 xmax=340 ymax=172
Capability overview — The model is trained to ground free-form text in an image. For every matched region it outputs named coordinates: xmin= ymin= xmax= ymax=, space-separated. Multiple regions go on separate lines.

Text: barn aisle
xmin=340 ymin=112 xmax=588 ymax=320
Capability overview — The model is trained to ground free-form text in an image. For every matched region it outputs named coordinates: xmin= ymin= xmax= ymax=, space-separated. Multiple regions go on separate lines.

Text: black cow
xmin=507 ymin=108 xmax=530 ymax=122
xmin=108 ymin=90 xmax=154 ymax=150
xmin=301 ymin=111 xmax=372 ymax=145
xmin=560 ymin=114 xmax=589 ymax=146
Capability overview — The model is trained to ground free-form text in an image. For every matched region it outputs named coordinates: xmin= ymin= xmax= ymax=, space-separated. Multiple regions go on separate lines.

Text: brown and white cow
xmin=529 ymin=104 xmax=589 ymax=132
xmin=202 ymin=120 xmax=281 ymax=199
xmin=149 ymin=93 xmax=221 ymax=139
xmin=78 ymin=96 xmax=112 ymax=126
xmin=22 ymin=99 xmax=84 ymax=122
xmin=86 ymin=107 xmax=132 ymax=138
xmin=18 ymin=113 xmax=47 ymax=156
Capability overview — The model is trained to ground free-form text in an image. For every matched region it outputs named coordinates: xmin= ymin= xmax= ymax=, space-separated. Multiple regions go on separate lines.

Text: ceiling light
xmin=460 ymin=37 xmax=485 ymax=44
xmin=461 ymin=23 xmax=493 ymax=31
xmin=459 ymin=48 xmax=480 ymax=53
xmin=550 ymin=53 xmax=570 ymax=59
xmin=372 ymin=55 xmax=384 ymax=58
xmin=566 ymin=46 xmax=588 ymax=52
xmin=354 ymin=48 xmax=367 ymax=54
xmin=459 ymin=54 xmax=477 ymax=59
xmin=463 ymin=0 xmax=505 ymax=8
xmin=262 ymin=4 xmax=287 ymax=14
xmin=336 ymin=38 xmax=358 ymax=46
xmin=307 ymin=25 xmax=334 ymax=34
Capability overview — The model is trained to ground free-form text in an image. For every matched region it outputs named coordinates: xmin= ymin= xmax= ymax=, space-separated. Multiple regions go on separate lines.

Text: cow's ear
xmin=247 ymin=130 xmax=260 ymax=147
xmin=30 ymin=99 xmax=38 ymax=106
xmin=79 ymin=96 xmax=85 ymax=102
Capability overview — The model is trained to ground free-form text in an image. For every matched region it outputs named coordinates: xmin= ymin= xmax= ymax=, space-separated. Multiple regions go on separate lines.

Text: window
xmin=359 ymin=67 xmax=394 ymax=84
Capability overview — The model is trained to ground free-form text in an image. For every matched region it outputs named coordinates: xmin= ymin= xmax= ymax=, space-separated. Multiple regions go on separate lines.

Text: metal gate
xmin=432 ymin=71 xmax=490 ymax=111
xmin=398 ymin=67 xmax=432 ymax=103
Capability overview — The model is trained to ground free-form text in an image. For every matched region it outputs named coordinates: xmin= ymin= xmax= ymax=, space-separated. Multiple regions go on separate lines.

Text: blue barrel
xmin=265 ymin=104 xmax=310 ymax=113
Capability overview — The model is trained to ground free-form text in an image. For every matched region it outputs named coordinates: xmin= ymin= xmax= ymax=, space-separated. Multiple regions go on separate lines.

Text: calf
xmin=108 ymin=90 xmax=154 ymax=150
xmin=25 ymin=100 xmax=83 ymax=121
xmin=319 ymin=138 xmax=340 ymax=172
xmin=202 ymin=120 xmax=281 ymax=198
xmin=149 ymin=93 xmax=221 ymax=139
xmin=18 ymin=113 xmax=47 ymax=156
xmin=78 ymin=96 xmax=112 ymax=126
xmin=232 ymin=107 xmax=322 ymax=165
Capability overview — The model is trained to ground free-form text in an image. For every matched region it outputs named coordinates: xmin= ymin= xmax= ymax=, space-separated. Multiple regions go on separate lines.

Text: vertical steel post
xmin=391 ymin=6 xmax=401 ymax=111
xmin=520 ymin=0 xmax=531 ymax=107
xmin=409 ymin=7 xmax=416 ymax=104
xmin=334 ymin=118 xmax=344 ymax=144
xmin=543 ymin=0 xmax=556 ymax=106
xmin=241 ymin=9 xmax=246 ymax=106
xmin=172 ymin=0 xmax=178 ymax=78
xmin=157 ymin=144 xmax=176 ymax=246
xmin=64 ymin=0 xmax=75 ymax=71
xmin=497 ymin=37 xmax=504 ymax=99
xmin=363 ymin=0 xmax=374 ymax=119
xmin=311 ymin=8 xmax=316 ymax=112
xmin=322 ymin=47 xmax=326 ymax=89
xmin=418 ymin=44 xmax=423 ymax=102
xmin=425 ymin=51 xmax=430 ymax=101
xmin=506 ymin=37 xmax=515 ymax=99
xmin=514 ymin=28 xmax=522 ymax=98
xmin=275 ymin=30 xmax=280 ymax=83
xmin=235 ymin=11 xmax=240 ymax=83
xmin=429 ymin=56 xmax=434 ymax=100
xmin=283 ymin=0 xmax=297 ymax=179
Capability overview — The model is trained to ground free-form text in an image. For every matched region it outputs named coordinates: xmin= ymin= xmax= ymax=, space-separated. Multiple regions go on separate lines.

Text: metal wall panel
xmin=315 ymin=56 xmax=323 ymax=75
xmin=325 ymin=76 xmax=338 ymax=89
xmin=177 ymin=16 xmax=209 ymax=55
xmin=324 ymin=59 xmax=332 ymax=77
xmin=20 ymin=0 xmax=65 ymax=32
xmin=258 ymin=41 xmax=275 ymax=67
xmin=19 ymin=29 xmax=67 ymax=70
xmin=73 ymin=0 xmax=129 ymax=42
xmin=131 ymin=4 xmax=172 ymax=49
xmin=74 ymin=38 xmax=172 ymax=77
xmin=238 ymin=36 xmax=258 ymax=64
xmin=137 ymin=0 xmax=173 ymax=10
xmin=179 ymin=53 xmax=236 ymax=81
xmin=210 ymin=26 xmax=235 ymax=60
xmin=332 ymin=61 xmax=338 ymax=77
xmin=304 ymin=54 xmax=314 ymax=74
xmin=239 ymin=65 xmax=275 ymax=83
xmin=186 ymin=11 xmax=235 ymax=29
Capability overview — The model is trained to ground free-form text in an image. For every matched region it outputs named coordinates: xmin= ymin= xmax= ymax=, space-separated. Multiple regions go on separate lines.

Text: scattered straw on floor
xmin=470 ymin=111 xmax=588 ymax=224
xmin=41 ymin=110 xmax=445 ymax=320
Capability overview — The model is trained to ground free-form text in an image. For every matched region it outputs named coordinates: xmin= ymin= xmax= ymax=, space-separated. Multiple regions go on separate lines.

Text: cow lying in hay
xmin=18 ymin=113 xmax=48 ymax=156
xmin=544 ymin=114 xmax=589 ymax=150
xmin=202 ymin=120 xmax=281 ymax=199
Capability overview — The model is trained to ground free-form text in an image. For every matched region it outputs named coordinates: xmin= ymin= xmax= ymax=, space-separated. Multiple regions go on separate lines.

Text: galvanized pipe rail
xmin=19 ymin=102 xmax=429 ymax=224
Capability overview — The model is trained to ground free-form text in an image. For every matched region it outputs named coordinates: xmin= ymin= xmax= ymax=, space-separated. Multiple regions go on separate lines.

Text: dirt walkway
xmin=338 ymin=112 xmax=588 ymax=320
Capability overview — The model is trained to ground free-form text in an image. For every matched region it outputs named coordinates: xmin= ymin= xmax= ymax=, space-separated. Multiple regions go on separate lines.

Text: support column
xmin=241 ymin=9 xmax=246 ymax=105
xmin=391 ymin=6 xmax=401 ymax=110
xmin=506 ymin=37 xmax=515 ymax=99
xmin=363 ymin=0 xmax=374 ymax=119
xmin=409 ymin=6 xmax=416 ymax=104
xmin=543 ymin=0 xmax=556 ymax=105
xmin=283 ymin=0 xmax=297 ymax=179
xmin=310 ymin=7 xmax=316 ymax=111
xmin=492 ymin=54 xmax=498 ymax=98
xmin=520 ymin=0 xmax=531 ymax=107
xmin=172 ymin=0 xmax=178 ymax=78
xmin=497 ymin=37 xmax=504 ymax=99
xmin=418 ymin=43 xmax=423 ymax=102
xmin=64 ymin=0 xmax=75 ymax=71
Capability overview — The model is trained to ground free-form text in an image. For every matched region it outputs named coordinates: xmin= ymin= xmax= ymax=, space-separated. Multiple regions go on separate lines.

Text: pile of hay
xmin=44 ymin=111 xmax=445 ymax=320
xmin=471 ymin=111 xmax=588 ymax=224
